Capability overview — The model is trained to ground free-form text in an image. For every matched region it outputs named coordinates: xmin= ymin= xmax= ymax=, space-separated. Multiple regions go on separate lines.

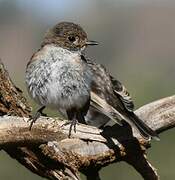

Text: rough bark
xmin=0 ymin=59 xmax=174 ymax=179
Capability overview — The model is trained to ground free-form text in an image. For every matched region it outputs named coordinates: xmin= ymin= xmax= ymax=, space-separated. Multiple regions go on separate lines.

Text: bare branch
xmin=1 ymin=94 xmax=175 ymax=149
xmin=0 ymin=59 xmax=174 ymax=180
xmin=136 ymin=95 xmax=175 ymax=134
xmin=0 ymin=92 xmax=174 ymax=180
xmin=0 ymin=59 xmax=81 ymax=180
xmin=1 ymin=91 xmax=175 ymax=146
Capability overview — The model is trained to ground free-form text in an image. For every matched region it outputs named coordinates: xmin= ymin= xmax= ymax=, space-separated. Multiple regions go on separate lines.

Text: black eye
xmin=68 ymin=36 xmax=76 ymax=42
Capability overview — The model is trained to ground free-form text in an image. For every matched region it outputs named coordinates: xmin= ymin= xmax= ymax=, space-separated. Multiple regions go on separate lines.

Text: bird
xmin=26 ymin=22 xmax=97 ymax=137
xmin=25 ymin=21 xmax=159 ymax=140
xmin=84 ymin=57 xmax=159 ymax=140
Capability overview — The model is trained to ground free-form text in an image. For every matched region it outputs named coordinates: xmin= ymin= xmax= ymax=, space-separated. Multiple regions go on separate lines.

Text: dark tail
xmin=127 ymin=113 xmax=160 ymax=141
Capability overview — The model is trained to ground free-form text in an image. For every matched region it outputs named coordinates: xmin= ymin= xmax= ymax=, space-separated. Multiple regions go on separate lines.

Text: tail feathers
xmin=128 ymin=113 xmax=160 ymax=141
xmin=90 ymin=92 xmax=160 ymax=141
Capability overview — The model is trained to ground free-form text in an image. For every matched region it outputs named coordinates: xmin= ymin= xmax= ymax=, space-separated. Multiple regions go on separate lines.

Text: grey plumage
xmin=26 ymin=45 xmax=92 ymax=110
xmin=26 ymin=22 xmax=99 ymax=137
xmin=26 ymin=21 xmax=159 ymax=140
xmin=84 ymin=57 xmax=159 ymax=140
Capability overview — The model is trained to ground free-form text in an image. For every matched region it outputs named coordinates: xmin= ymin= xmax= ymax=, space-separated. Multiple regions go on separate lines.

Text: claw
xmin=28 ymin=111 xmax=40 ymax=130
xmin=73 ymin=120 xmax=77 ymax=133
xmin=69 ymin=122 xmax=73 ymax=138
xmin=61 ymin=119 xmax=78 ymax=138
xmin=28 ymin=106 xmax=45 ymax=130
xmin=29 ymin=119 xmax=35 ymax=131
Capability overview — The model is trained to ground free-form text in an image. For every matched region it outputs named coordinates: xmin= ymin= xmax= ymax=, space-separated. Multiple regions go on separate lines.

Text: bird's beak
xmin=86 ymin=40 xmax=99 ymax=46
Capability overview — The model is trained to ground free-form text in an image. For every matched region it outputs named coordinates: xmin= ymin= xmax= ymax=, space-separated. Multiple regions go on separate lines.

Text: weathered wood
xmin=0 ymin=59 xmax=174 ymax=180
xmin=1 ymin=93 xmax=175 ymax=147
xmin=0 ymin=60 xmax=80 ymax=179
xmin=0 ymin=60 xmax=31 ymax=116
xmin=136 ymin=95 xmax=175 ymax=134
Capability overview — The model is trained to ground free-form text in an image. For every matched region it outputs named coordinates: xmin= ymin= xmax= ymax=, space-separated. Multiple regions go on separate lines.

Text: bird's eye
xmin=68 ymin=36 xmax=76 ymax=42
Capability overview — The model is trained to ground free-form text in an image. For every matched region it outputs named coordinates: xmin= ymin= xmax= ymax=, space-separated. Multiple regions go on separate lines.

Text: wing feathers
xmin=90 ymin=92 xmax=123 ymax=126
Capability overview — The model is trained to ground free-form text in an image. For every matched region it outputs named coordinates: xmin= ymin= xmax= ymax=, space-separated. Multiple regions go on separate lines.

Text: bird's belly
xmin=45 ymin=82 xmax=90 ymax=110
xmin=26 ymin=58 xmax=91 ymax=110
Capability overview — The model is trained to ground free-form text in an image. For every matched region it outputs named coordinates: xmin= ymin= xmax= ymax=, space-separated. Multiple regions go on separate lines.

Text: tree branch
xmin=0 ymin=59 xmax=174 ymax=179
xmin=1 ymin=92 xmax=175 ymax=146
xmin=136 ymin=95 xmax=175 ymax=134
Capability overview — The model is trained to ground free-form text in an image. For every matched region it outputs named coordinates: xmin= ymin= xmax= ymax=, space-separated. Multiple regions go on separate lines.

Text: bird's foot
xmin=28 ymin=106 xmax=46 ymax=130
xmin=61 ymin=119 xmax=78 ymax=138
xmin=28 ymin=112 xmax=41 ymax=130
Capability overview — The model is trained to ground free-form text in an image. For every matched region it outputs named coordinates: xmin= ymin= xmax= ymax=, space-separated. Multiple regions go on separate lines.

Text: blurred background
xmin=0 ymin=0 xmax=175 ymax=179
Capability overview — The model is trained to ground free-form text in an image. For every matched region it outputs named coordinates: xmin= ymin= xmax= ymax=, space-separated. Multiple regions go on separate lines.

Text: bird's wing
xmin=90 ymin=91 xmax=123 ymax=126
xmin=86 ymin=58 xmax=129 ymax=125
xmin=86 ymin=58 xmax=159 ymax=140
xmin=110 ymin=76 xmax=134 ymax=112
xmin=90 ymin=91 xmax=160 ymax=140
xmin=86 ymin=57 xmax=134 ymax=112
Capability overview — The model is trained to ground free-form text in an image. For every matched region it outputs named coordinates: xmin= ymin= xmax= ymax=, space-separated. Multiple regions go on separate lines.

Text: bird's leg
xmin=68 ymin=118 xmax=77 ymax=138
xmin=68 ymin=112 xmax=86 ymax=137
xmin=76 ymin=112 xmax=87 ymax=124
xmin=61 ymin=119 xmax=78 ymax=138
xmin=61 ymin=99 xmax=89 ymax=137
xmin=61 ymin=109 xmax=78 ymax=138
xmin=28 ymin=106 xmax=46 ymax=130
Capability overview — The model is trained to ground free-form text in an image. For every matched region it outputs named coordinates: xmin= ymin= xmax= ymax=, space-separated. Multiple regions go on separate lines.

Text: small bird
xmin=26 ymin=21 xmax=159 ymax=140
xmin=26 ymin=22 xmax=97 ymax=136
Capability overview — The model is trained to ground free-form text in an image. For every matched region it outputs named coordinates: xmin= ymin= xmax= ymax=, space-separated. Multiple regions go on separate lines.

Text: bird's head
xmin=42 ymin=22 xmax=98 ymax=51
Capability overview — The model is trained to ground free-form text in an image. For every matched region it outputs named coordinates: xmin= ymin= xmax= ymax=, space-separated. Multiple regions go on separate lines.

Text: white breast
xmin=26 ymin=45 xmax=92 ymax=110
